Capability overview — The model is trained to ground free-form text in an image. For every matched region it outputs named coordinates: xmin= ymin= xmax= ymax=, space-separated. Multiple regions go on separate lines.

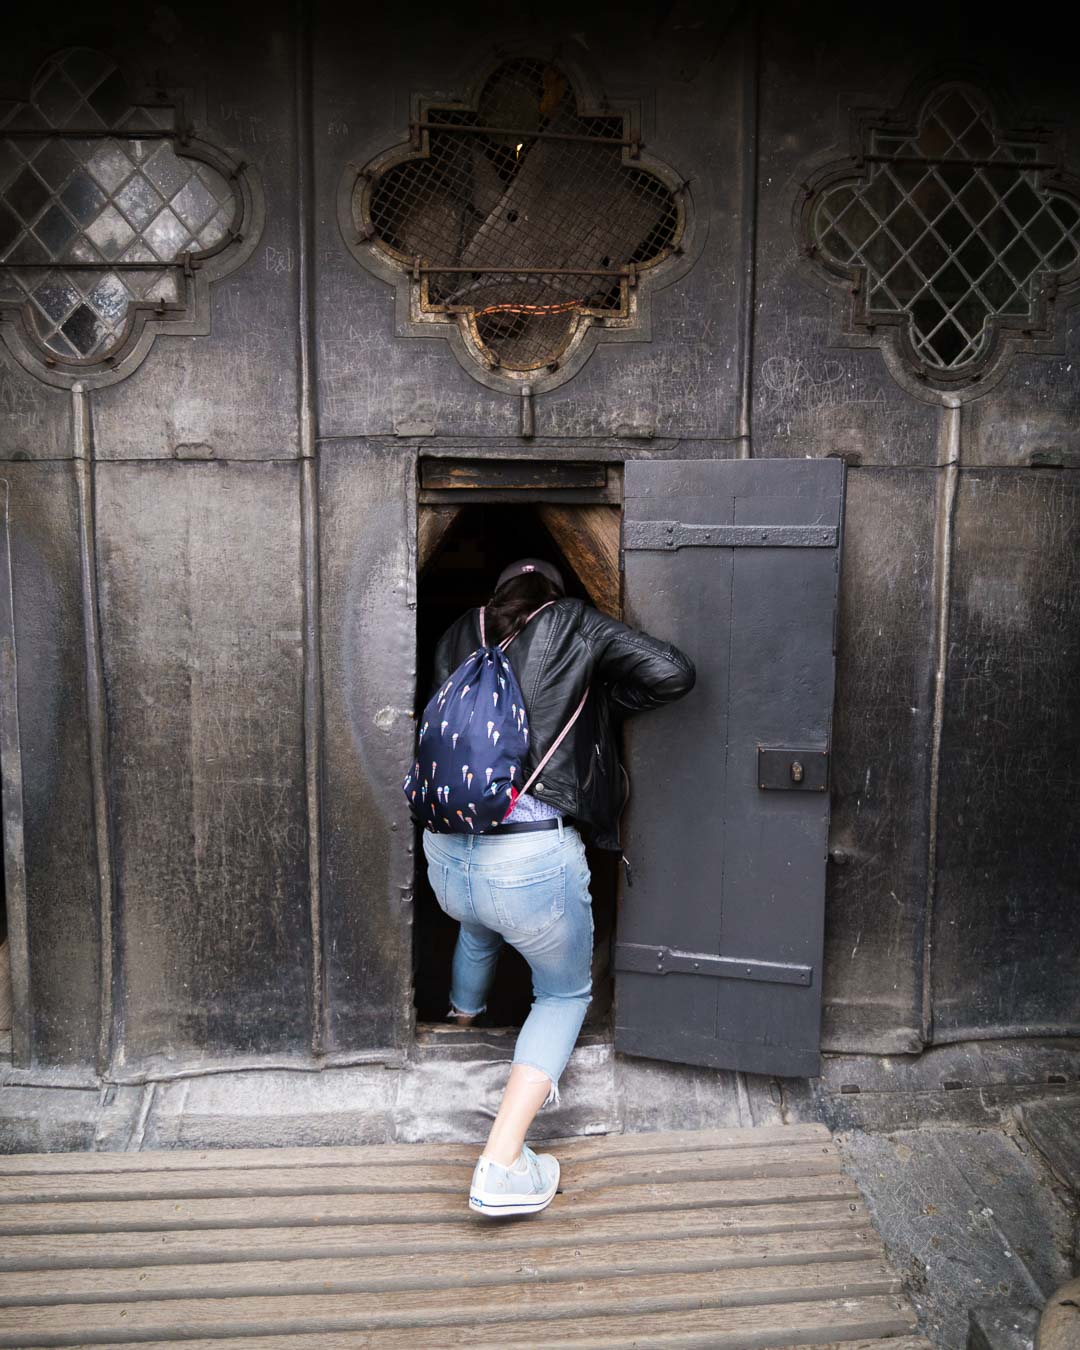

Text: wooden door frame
xmin=416 ymin=457 xmax=624 ymax=618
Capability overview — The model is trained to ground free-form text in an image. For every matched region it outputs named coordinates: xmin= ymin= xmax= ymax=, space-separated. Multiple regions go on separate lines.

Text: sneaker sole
xmin=468 ymin=1160 xmax=560 ymax=1217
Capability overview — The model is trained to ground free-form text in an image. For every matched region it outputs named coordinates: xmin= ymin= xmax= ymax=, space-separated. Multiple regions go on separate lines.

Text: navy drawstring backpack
xmin=404 ymin=601 xmax=587 ymax=834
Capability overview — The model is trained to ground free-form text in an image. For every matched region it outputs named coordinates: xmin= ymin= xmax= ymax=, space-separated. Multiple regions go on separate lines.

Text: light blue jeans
xmin=422 ymin=821 xmax=594 ymax=1099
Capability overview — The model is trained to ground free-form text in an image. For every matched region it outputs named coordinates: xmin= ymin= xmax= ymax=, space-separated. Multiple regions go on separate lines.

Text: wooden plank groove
xmin=0 ymin=1197 xmax=871 ymax=1272
xmin=0 ymin=1142 xmax=840 ymax=1206
xmin=0 ymin=1260 xmax=900 ymax=1345
xmin=1 ymin=1227 xmax=885 ymax=1305
xmin=40 ymin=1297 xmax=921 ymax=1349
xmin=0 ymin=1124 xmax=831 ymax=1178
xmin=0 ymin=1172 xmax=862 ymax=1237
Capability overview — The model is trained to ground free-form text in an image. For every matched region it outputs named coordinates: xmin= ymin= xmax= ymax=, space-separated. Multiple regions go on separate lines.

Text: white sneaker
xmin=468 ymin=1144 xmax=560 ymax=1217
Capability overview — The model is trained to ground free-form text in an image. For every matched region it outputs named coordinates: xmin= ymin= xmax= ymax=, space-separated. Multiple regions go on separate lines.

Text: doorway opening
xmin=414 ymin=499 xmax=621 ymax=1031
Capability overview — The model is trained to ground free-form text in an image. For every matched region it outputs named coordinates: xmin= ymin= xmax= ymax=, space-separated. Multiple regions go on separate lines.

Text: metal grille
xmin=811 ymin=84 xmax=1080 ymax=372
xmin=365 ymin=58 xmax=680 ymax=372
xmin=0 ymin=49 xmax=237 ymax=362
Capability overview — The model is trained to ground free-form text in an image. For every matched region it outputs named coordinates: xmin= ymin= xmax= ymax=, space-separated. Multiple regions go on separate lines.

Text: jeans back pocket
xmin=426 ymin=856 xmax=473 ymax=925
xmin=487 ymin=864 xmax=566 ymax=936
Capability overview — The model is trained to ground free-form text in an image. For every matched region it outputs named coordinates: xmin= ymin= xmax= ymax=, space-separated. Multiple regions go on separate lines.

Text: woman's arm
xmin=428 ymin=611 xmax=475 ymax=701
xmin=580 ymin=608 xmax=696 ymax=713
xmin=431 ymin=628 xmax=455 ymax=693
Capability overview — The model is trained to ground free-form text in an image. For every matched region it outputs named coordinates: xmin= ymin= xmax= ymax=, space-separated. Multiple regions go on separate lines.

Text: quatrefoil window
xmin=0 ymin=48 xmax=261 ymax=385
xmin=346 ymin=57 xmax=688 ymax=390
xmin=800 ymin=78 xmax=1080 ymax=388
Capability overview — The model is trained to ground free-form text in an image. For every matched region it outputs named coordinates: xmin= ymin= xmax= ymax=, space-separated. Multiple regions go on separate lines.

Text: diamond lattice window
xmin=350 ymin=57 xmax=686 ymax=385
xmin=803 ymin=81 xmax=1080 ymax=383
xmin=0 ymin=48 xmax=256 ymax=379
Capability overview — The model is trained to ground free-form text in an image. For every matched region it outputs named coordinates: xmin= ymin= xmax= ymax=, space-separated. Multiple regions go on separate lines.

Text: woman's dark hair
xmin=484 ymin=572 xmax=562 ymax=644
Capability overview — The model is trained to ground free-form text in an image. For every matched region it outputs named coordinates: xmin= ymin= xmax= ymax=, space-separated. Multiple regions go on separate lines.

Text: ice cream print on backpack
xmin=404 ymin=602 xmax=587 ymax=834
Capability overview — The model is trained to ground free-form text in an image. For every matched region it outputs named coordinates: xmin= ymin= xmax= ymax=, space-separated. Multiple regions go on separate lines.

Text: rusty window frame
xmin=343 ymin=55 xmax=691 ymax=392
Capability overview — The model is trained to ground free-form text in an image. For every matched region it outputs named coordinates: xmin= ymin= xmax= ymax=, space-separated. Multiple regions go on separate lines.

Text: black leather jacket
xmin=431 ymin=598 xmax=695 ymax=850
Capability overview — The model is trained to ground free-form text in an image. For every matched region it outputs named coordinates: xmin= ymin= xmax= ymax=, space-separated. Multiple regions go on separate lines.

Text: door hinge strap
xmin=622 ymin=521 xmax=838 ymax=550
xmin=615 ymin=942 xmax=813 ymax=987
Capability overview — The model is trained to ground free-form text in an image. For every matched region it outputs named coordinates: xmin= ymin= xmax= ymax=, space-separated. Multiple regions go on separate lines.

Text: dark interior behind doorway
xmin=414 ymin=504 xmax=618 ymax=1028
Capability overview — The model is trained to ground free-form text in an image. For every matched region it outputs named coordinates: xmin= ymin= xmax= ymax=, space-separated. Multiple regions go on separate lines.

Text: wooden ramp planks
xmin=0 ymin=1125 xmax=929 ymax=1349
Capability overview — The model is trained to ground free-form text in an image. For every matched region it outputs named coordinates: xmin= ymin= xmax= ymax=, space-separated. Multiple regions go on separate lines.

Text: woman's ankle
xmin=481 ymin=1146 xmax=526 ymax=1170
xmin=486 ymin=1139 xmax=526 ymax=1171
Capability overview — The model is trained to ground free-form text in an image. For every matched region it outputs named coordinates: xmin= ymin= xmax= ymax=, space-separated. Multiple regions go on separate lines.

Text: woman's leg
xmin=482 ymin=1064 xmax=560 ymax=1165
xmin=449 ymin=921 xmax=503 ymax=1024
xmin=482 ymin=963 xmax=592 ymax=1164
xmin=480 ymin=830 xmax=594 ymax=1166
xmin=423 ymin=831 xmax=504 ymax=1026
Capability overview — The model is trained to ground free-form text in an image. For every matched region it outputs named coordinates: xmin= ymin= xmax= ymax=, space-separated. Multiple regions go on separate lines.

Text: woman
xmin=422 ymin=557 xmax=695 ymax=1216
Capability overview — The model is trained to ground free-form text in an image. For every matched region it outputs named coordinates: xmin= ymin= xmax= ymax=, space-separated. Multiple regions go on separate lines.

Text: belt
xmin=495 ymin=818 xmax=562 ymax=834
xmin=422 ymin=818 xmax=562 ymax=836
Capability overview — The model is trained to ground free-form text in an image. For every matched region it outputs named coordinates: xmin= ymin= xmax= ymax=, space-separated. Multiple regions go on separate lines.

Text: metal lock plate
xmin=758 ymin=746 xmax=830 ymax=792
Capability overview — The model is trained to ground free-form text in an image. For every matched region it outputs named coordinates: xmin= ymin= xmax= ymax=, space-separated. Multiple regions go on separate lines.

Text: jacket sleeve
xmin=582 ymin=608 xmax=696 ymax=714
xmin=430 ymin=625 xmax=458 ymax=702
xmin=429 ymin=611 xmax=474 ymax=702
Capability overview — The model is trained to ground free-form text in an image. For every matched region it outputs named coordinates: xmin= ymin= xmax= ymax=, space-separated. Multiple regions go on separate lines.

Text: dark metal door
xmin=615 ymin=458 xmax=845 ymax=1078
